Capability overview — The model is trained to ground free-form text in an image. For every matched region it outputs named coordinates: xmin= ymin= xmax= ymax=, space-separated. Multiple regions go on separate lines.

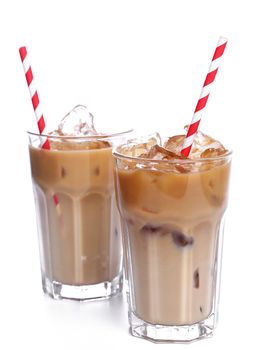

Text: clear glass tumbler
xmin=114 ymin=140 xmax=232 ymax=342
xmin=28 ymin=130 xmax=131 ymax=301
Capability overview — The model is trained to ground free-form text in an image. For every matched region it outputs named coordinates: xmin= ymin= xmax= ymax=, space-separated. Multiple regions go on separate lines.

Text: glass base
xmin=42 ymin=274 xmax=123 ymax=301
xmin=129 ymin=311 xmax=215 ymax=343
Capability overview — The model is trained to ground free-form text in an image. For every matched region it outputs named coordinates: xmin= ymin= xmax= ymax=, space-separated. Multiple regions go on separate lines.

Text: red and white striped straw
xmin=19 ymin=46 xmax=60 ymax=212
xmin=181 ymin=37 xmax=228 ymax=157
xmin=19 ymin=46 xmax=50 ymax=150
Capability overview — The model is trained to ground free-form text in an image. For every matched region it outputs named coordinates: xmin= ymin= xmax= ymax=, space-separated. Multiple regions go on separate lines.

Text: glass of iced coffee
xmin=28 ymin=105 xmax=132 ymax=300
xmin=114 ymin=131 xmax=232 ymax=342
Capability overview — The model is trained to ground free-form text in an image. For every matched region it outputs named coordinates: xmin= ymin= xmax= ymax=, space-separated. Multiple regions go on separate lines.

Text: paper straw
xmin=181 ymin=37 xmax=228 ymax=157
xmin=19 ymin=46 xmax=61 ymax=218
xmin=19 ymin=46 xmax=50 ymax=149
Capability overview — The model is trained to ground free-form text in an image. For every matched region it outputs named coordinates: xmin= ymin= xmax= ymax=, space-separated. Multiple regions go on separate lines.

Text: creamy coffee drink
xmin=28 ymin=106 xmax=129 ymax=300
xmin=114 ymin=131 xmax=231 ymax=341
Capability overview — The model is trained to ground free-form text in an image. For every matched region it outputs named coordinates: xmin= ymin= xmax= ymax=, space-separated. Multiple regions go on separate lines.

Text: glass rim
xmin=113 ymin=148 xmax=232 ymax=165
xmin=27 ymin=128 xmax=134 ymax=140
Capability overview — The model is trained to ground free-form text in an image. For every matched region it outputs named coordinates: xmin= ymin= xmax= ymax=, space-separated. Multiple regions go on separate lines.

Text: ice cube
xmin=164 ymin=129 xmax=227 ymax=159
xmin=194 ymin=130 xmax=214 ymax=146
xmin=200 ymin=147 xmax=227 ymax=158
xmin=146 ymin=145 xmax=186 ymax=161
xmin=141 ymin=145 xmax=190 ymax=173
xmin=190 ymin=131 xmax=226 ymax=158
xmin=129 ymin=140 xmax=156 ymax=157
xmin=57 ymin=105 xmax=97 ymax=136
xmin=164 ymin=135 xmax=186 ymax=155
xmin=119 ymin=133 xmax=161 ymax=157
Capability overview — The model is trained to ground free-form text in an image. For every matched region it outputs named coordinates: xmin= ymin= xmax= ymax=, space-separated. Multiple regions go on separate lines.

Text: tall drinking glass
xmin=28 ymin=130 xmax=131 ymax=300
xmin=114 ymin=137 xmax=232 ymax=342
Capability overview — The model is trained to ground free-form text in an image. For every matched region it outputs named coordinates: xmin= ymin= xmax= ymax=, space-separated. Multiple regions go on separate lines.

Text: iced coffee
xmin=28 ymin=105 xmax=130 ymax=300
xmin=114 ymin=131 xmax=231 ymax=342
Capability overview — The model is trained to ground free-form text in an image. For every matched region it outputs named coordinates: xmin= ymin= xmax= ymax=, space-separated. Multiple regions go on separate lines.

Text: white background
xmin=0 ymin=0 xmax=271 ymax=349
